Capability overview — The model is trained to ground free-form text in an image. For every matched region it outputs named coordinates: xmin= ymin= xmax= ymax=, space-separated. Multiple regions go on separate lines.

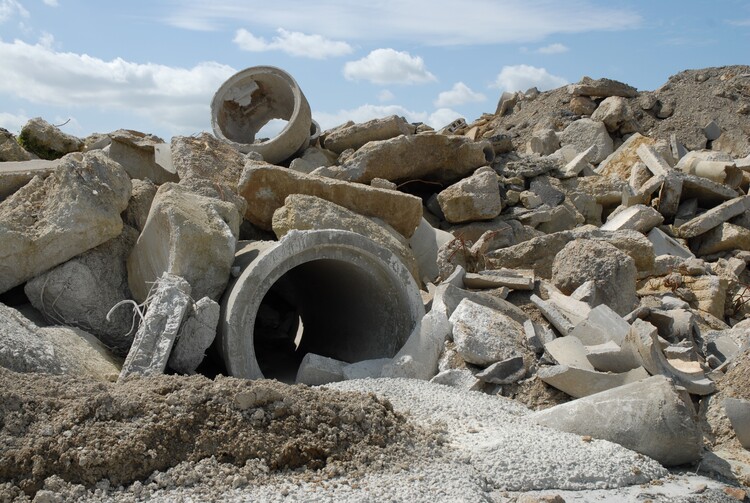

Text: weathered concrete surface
xmin=677 ymin=195 xmax=750 ymax=239
xmin=127 ymin=182 xmax=240 ymax=303
xmin=119 ymin=273 xmax=192 ymax=380
xmin=0 ymin=159 xmax=58 ymax=201
xmin=597 ymin=133 xmax=657 ymax=181
xmin=108 ymin=129 xmax=177 ymax=184
xmin=724 ymin=398 xmax=750 ymax=449
xmin=271 ymin=194 xmax=420 ymax=281
xmin=557 ymin=118 xmax=613 ymax=164
xmin=323 ymin=115 xmax=414 ymax=154
xmin=19 ymin=117 xmax=82 ymax=160
xmin=122 ymin=178 xmax=157 ymax=233
xmin=0 ymin=151 xmax=131 ymax=294
xmin=239 ymin=162 xmax=423 ymax=238
xmin=437 ymin=167 xmax=502 ymax=223
xmin=690 ymin=223 xmax=750 ymax=256
xmin=533 ymin=375 xmax=703 ymax=466
xmin=601 ymin=204 xmax=664 ymax=233
xmin=167 ymin=297 xmax=220 ymax=374
xmin=24 ymin=225 xmax=139 ymax=354
xmin=171 ymin=132 xmax=245 ymax=191
xmin=315 ymin=134 xmax=495 ymax=185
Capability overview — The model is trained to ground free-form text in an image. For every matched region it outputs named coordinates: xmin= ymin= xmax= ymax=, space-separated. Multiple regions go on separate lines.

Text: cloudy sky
xmin=0 ymin=0 xmax=748 ymax=140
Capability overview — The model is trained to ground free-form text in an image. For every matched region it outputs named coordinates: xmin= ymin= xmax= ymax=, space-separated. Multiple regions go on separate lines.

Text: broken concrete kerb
xmin=218 ymin=229 xmax=424 ymax=380
xmin=211 ymin=66 xmax=313 ymax=164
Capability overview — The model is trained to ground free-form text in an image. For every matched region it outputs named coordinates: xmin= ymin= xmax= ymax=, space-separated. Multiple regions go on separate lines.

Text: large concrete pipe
xmin=211 ymin=66 xmax=312 ymax=164
xmin=218 ymin=230 xmax=425 ymax=381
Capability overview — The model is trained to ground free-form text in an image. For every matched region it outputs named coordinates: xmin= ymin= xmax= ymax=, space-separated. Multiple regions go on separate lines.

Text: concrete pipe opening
xmin=218 ymin=230 xmax=425 ymax=381
xmin=210 ymin=65 xmax=312 ymax=164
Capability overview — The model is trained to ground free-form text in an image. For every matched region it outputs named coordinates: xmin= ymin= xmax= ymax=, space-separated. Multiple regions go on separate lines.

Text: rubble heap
xmin=1 ymin=64 xmax=750 ymax=500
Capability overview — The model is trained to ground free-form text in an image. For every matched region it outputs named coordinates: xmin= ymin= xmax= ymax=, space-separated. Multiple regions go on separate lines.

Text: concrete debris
xmin=5 ymin=64 xmax=750 ymax=497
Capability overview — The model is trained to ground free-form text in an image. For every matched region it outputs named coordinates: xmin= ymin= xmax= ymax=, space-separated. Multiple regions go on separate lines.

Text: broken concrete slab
xmin=597 ymin=133 xmax=658 ymax=181
xmin=170 ymin=132 xmax=246 ymax=191
xmin=463 ymin=270 xmax=534 ymax=290
xmin=19 ymin=117 xmax=82 ymax=160
xmin=323 ymin=115 xmax=414 ymax=154
xmin=108 ymin=129 xmax=177 ymax=184
xmin=408 ymin=218 xmax=453 ymax=283
xmin=429 ymin=368 xmax=484 ymax=391
xmin=677 ymin=195 xmax=750 ymax=238
xmin=647 ymin=227 xmax=694 ymax=259
xmin=585 ymin=341 xmax=642 ymax=373
xmin=474 ymin=356 xmax=526 ymax=384
xmin=122 ymin=178 xmax=157 ymax=233
xmin=537 ymin=365 xmax=650 ymax=398
xmin=532 ymin=375 xmax=702 ymax=466
xmin=437 ymin=167 xmax=502 ymax=223
xmin=316 ymin=134 xmax=495 ymax=185
xmin=271 ymin=194 xmax=420 ymax=282
xmin=449 ymin=298 xmax=526 ymax=367
xmin=680 ymin=173 xmax=739 ymax=207
xmin=0 ymin=158 xmax=58 ymax=201
xmin=543 ymin=336 xmax=594 ymax=370
xmin=600 ymin=204 xmax=664 ymax=233
xmin=239 ymin=162 xmax=423 ymax=238
xmin=24 ymin=225 xmax=139 ymax=354
xmin=690 ymin=222 xmax=750 ymax=256
xmin=127 ymin=182 xmax=240 ymax=303
xmin=119 ymin=273 xmax=191 ymax=381
xmin=530 ymin=294 xmax=575 ymax=335
xmin=570 ymin=304 xmax=630 ymax=346
xmin=559 ymin=146 xmax=595 ymax=177
xmin=0 ymin=151 xmax=131 ymax=294
xmin=295 ymin=353 xmax=346 ymax=386
xmin=167 ymin=297 xmax=220 ymax=374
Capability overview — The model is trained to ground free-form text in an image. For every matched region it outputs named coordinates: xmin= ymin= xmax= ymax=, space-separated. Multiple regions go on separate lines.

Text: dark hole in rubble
xmin=253 ymin=258 xmax=409 ymax=383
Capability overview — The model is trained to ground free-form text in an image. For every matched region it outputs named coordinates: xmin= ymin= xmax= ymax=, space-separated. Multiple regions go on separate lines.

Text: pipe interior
xmin=253 ymin=258 xmax=412 ymax=382
xmin=217 ymin=72 xmax=295 ymax=144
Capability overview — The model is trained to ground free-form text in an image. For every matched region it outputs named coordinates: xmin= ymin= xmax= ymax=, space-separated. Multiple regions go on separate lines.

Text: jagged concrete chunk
xmin=601 ymin=204 xmax=664 ymax=233
xmin=597 ymin=133 xmax=658 ymax=181
xmin=530 ymin=294 xmax=575 ymax=335
xmin=567 ymin=76 xmax=639 ymax=98
xmin=532 ymin=375 xmax=703 ymax=466
xmin=315 ymin=134 xmax=495 ymax=185
xmin=0 ymin=158 xmax=57 ymax=200
xmin=591 ymin=96 xmax=637 ymax=133
xmin=585 ymin=341 xmax=642 ymax=373
xmin=450 ymin=298 xmax=526 ymax=366
xmin=122 ymin=178 xmax=158 ymax=233
xmin=167 ymin=297 xmax=220 ymax=374
xmin=475 ymin=356 xmax=526 ymax=384
xmin=552 ymin=239 xmax=637 ymax=316
xmin=558 ymin=118 xmax=613 ymax=164
xmin=538 ymin=365 xmax=650 ymax=398
xmin=570 ymin=304 xmax=630 ymax=346
xmin=108 ymin=129 xmax=177 ymax=184
xmin=171 ymin=132 xmax=245 ymax=191
xmin=24 ymin=226 xmax=139 ymax=353
xmin=677 ymin=195 xmax=750 ymax=238
xmin=19 ymin=117 xmax=82 ymax=160
xmin=0 ymin=151 xmax=131 ymax=294
xmin=690 ymin=222 xmax=750 ymax=255
xmin=295 ymin=353 xmax=346 ymax=385
xmin=323 ymin=115 xmax=414 ymax=154
xmin=119 ymin=273 xmax=191 ymax=380
xmin=127 ymin=183 xmax=240 ymax=303
xmin=429 ymin=368 xmax=484 ymax=391
xmin=239 ymin=162 xmax=423 ymax=238
xmin=544 ymin=336 xmax=594 ymax=370
xmin=408 ymin=218 xmax=452 ymax=283
xmin=437 ymin=167 xmax=502 ymax=223
xmin=463 ymin=271 xmax=534 ymax=290
xmin=272 ymin=194 xmax=419 ymax=281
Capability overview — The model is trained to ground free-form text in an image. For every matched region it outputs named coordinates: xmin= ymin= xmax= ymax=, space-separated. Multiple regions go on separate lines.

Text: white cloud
xmin=165 ymin=1 xmax=641 ymax=45
xmin=0 ymin=38 xmax=236 ymax=135
xmin=343 ymin=48 xmax=436 ymax=85
xmin=43 ymin=0 xmax=59 ymax=6
xmin=314 ymin=104 xmax=461 ymax=132
xmin=378 ymin=89 xmax=395 ymax=102
xmin=434 ymin=82 xmax=486 ymax=108
xmin=233 ymin=28 xmax=353 ymax=59
xmin=0 ymin=0 xmax=28 ymax=23
xmin=492 ymin=64 xmax=568 ymax=92
xmin=727 ymin=18 xmax=750 ymax=27
xmin=0 ymin=111 xmax=29 ymax=133
xmin=537 ymin=43 xmax=569 ymax=54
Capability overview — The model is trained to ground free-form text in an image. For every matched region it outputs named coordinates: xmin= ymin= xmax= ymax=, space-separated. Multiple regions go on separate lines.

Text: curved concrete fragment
xmin=537 ymin=364 xmax=650 ymax=398
xmin=218 ymin=230 xmax=424 ymax=380
xmin=532 ymin=375 xmax=703 ymax=466
xmin=211 ymin=66 xmax=312 ymax=164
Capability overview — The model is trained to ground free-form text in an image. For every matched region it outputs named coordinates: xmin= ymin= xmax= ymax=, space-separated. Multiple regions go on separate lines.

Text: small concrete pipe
xmin=679 ymin=158 xmax=742 ymax=188
xmin=218 ymin=230 xmax=425 ymax=381
xmin=211 ymin=66 xmax=313 ymax=164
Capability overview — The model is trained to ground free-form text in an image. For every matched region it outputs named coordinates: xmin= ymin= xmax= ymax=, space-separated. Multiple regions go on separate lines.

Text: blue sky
xmin=0 ymin=0 xmax=748 ymax=141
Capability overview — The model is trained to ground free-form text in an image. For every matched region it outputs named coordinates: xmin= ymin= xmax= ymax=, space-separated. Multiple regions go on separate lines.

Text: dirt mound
xmin=0 ymin=368 xmax=434 ymax=498
xmin=477 ymin=65 xmax=750 ymax=157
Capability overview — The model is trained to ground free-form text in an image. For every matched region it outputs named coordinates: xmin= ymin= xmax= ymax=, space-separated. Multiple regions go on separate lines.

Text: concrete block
xmin=532 ymin=375 xmax=703 ymax=466
xmin=544 ymin=336 xmax=594 ymax=370
xmin=295 ymin=353 xmax=346 ymax=386
xmin=585 ymin=341 xmax=642 ymax=373
xmin=570 ymin=304 xmax=630 ymax=346
xmin=647 ymin=227 xmax=694 ymax=259
xmin=119 ymin=273 xmax=192 ymax=381
xmin=601 ymin=204 xmax=664 ymax=233
xmin=108 ymin=129 xmax=177 ymax=184
xmin=168 ymin=297 xmax=220 ymax=374
xmin=464 ymin=271 xmax=534 ymax=290
xmin=438 ymin=167 xmax=503 ymax=224
xmin=538 ymin=364 xmax=650 ymax=398
xmin=677 ymin=195 xmax=750 ymax=238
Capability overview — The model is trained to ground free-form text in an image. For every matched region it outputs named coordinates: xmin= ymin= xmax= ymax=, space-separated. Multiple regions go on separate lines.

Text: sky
xmin=0 ymin=0 xmax=748 ymax=142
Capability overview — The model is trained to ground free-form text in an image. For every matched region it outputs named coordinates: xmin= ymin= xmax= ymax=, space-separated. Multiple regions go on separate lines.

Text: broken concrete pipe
xmin=211 ymin=66 xmax=313 ymax=164
xmin=218 ymin=229 xmax=425 ymax=382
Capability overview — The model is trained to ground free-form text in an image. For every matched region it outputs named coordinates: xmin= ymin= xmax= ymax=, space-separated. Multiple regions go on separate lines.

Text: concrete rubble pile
xmin=2 ymin=64 xmax=750 ymax=493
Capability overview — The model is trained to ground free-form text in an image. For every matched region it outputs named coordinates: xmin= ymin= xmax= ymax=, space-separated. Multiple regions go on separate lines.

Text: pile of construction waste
xmin=1 ymin=65 xmax=750 ymax=500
